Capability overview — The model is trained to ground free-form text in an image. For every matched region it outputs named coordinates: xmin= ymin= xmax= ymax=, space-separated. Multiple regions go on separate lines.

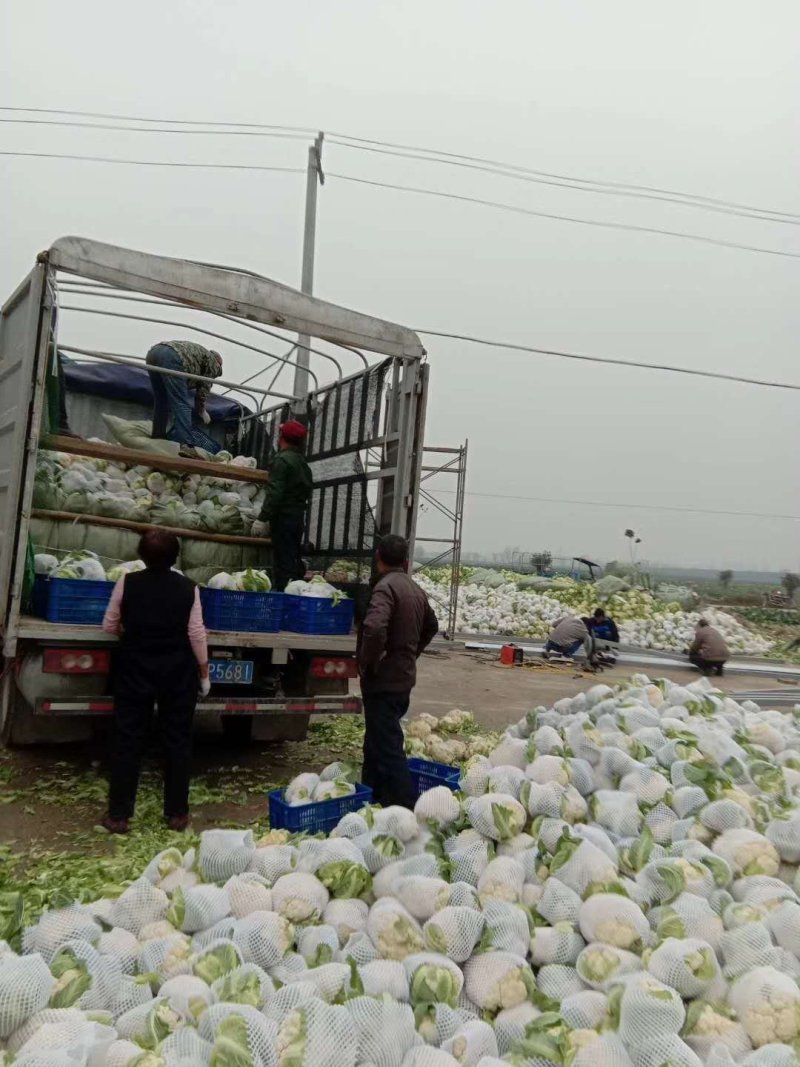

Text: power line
xmin=433 ymin=487 xmax=800 ymax=522
xmin=0 ymin=150 xmax=305 ymax=174
xmin=2 ymin=106 xmax=797 ymax=223
xmin=0 ymin=117 xmax=310 ymax=140
xmin=328 ymin=172 xmax=800 ymax=260
xmin=417 ymin=327 xmax=800 ymax=391
xmin=327 ymin=138 xmax=799 ymax=227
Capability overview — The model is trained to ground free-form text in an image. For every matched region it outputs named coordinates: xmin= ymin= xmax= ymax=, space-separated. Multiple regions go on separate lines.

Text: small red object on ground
xmin=499 ymin=643 xmax=523 ymax=666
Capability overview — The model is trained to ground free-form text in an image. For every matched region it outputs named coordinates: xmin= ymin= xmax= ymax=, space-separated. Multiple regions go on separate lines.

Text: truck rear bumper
xmin=36 ymin=695 xmax=363 ymax=716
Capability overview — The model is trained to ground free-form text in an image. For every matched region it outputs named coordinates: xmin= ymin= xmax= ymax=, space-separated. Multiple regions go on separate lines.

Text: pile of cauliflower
xmin=404 ymin=708 xmax=499 ymax=766
xmin=4 ymin=675 xmax=800 ymax=1065
xmin=33 ymin=449 xmax=266 ymax=536
xmin=415 ymin=574 xmax=773 ymax=658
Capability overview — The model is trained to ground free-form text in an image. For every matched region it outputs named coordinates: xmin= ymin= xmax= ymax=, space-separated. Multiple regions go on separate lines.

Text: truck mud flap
xmin=36 ymin=696 xmax=363 ymax=716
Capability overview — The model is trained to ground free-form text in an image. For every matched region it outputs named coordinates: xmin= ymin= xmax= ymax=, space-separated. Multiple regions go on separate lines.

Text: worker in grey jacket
xmin=358 ymin=535 xmax=439 ymax=808
xmin=545 ymin=616 xmax=594 ymax=660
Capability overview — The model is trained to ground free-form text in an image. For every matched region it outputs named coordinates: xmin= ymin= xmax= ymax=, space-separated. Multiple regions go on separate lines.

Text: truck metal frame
xmin=0 ymin=237 xmax=428 ymax=742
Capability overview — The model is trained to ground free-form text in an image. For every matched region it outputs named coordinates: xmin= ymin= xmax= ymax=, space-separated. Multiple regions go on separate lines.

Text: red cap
xmin=280 ymin=420 xmax=307 ymax=444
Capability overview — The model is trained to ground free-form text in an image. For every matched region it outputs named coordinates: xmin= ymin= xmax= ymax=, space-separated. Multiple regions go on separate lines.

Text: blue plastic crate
xmin=45 ymin=577 xmax=115 ymax=625
xmin=201 ymin=589 xmax=285 ymax=633
xmin=268 ymin=783 xmax=372 ymax=834
xmin=408 ymin=757 xmax=461 ymax=797
xmin=31 ymin=575 xmax=49 ymax=618
xmin=284 ymin=594 xmax=355 ymax=636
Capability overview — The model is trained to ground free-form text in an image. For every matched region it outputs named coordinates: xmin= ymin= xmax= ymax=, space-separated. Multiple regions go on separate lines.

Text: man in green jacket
xmin=251 ymin=420 xmax=313 ymax=590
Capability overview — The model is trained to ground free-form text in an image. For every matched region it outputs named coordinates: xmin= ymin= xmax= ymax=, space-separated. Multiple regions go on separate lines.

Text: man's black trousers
xmin=362 ymin=690 xmax=416 ymax=809
xmin=689 ymin=652 xmax=726 ymax=677
xmin=108 ymin=649 xmax=197 ymax=820
xmin=271 ymin=512 xmax=305 ymax=592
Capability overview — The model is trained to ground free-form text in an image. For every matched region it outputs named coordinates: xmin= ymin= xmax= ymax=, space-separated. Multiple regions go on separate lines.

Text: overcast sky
xmin=2 ymin=1 xmax=798 ymax=571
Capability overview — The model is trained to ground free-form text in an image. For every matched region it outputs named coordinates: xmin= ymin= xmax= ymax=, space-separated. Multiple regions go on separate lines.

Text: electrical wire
xmin=3 ymin=106 xmax=795 ymax=223
xmin=0 ymin=150 xmax=304 ymax=174
xmin=432 ymin=487 xmax=800 ymax=522
xmin=328 ymin=173 xmax=800 ymax=261
xmin=0 ymin=117 xmax=310 ymax=140
xmin=416 ymin=328 xmax=800 ymax=391
xmin=327 ymin=138 xmax=799 ymax=226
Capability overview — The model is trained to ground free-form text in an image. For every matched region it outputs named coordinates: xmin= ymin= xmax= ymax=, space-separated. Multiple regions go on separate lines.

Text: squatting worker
xmin=101 ymin=531 xmax=209 ymax=834
xmin=545 ymin=615 xmax=594 ymax=660
xmin=586 ymin=607 xmax=620 ymax=644
xmin=688 ymin=618 xmax=730 ymax=677
xmin=145 ymin=341 xmax=223 ymax=453
xmin=251 ymin=420 xmax=313 ymax=591
xmin=357 ymin=535 xmax=439 ymax=809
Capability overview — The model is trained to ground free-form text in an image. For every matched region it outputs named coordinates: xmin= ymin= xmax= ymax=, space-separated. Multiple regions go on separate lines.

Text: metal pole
xmin=293 ymin=132 xmax=325 ymax=401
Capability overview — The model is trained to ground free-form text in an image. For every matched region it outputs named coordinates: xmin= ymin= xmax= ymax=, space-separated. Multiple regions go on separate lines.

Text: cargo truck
xmin=0 ymin=237 xmax=428 ymax=744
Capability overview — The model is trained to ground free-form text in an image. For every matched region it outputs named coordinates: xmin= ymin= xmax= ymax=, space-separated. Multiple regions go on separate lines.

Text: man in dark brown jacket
xmin=358 ymin=534 xmax=439 ymax=808
xmin=688 ymin=619 xmax=730 ymax=676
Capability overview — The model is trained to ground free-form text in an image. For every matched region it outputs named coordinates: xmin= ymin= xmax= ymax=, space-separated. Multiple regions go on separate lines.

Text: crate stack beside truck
xmin=0 ymin=236 xmax=429 ymax=745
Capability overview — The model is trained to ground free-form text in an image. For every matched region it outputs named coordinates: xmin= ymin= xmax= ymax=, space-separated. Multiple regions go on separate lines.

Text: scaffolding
xmin=415 ymin=441 xmax=468 ymax=636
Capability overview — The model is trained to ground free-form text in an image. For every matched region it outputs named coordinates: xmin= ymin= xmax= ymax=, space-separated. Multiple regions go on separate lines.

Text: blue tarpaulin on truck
xmin=61 ymin=356 xmax=250 ymax=421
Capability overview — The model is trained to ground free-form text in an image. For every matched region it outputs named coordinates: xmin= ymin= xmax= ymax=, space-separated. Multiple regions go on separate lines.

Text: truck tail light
xmin=311 ymin=657 xmax=358 ymax=679
xmin=43 ymin=648 xmax=111 ymax=674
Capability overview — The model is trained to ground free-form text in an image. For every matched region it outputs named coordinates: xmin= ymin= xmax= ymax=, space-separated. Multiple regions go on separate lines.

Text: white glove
xmin=200 ymin=409 xmax=211 ymax=425
xmin=251 ymin=520 xmax=268 ymax=537
xmin=199 ymin=675 xmax=211 ymax=697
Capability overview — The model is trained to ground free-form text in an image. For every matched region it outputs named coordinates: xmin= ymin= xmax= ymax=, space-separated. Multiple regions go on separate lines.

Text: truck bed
xmin=16 ymin=616 xmax=357 ymax=652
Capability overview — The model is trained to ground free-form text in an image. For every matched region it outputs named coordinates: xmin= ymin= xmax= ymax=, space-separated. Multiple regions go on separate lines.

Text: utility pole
xmin=293 ymin=131 xmax=325 ymax=401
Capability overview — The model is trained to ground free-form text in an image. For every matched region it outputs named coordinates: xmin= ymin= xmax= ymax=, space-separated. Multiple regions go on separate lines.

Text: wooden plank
xmin=41 ymin=435 xmax=270 ymax=485
xmin=32 ymin=509 xmax=270 ymax=547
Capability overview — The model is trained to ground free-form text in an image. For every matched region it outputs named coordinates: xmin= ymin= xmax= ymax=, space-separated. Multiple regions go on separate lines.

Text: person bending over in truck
xmin=145 ymin=341 xmax=223 ymax=453
xmin=101 ymin=530 xmax=209 ymax=834
xmin=358 ymin=535 xmax=439 ymax=809
xmin=544 ymin=615 xmax=594 ymax=662
xmin=687 ymin=618 xmax=729 ymax=677
xmin=251 ymin=420 xmax=313 ymax=591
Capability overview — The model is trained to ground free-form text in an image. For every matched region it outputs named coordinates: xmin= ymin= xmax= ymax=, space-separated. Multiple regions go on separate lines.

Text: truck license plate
xmin=209 ymin=659 xmax=254 ymax=685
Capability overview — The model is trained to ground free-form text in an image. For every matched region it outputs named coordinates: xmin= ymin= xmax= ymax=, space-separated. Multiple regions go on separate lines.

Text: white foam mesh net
xmin=571 ymin=1032 xmax=636 ymax=1067
xmin=356 ymin=959 xmax=409 ymax=1000
xmin=462 ymin=951 xmax=532 ymax=1012
xmin=478 ymin=899 xmax=529 ymax=958
xmin=210 ymin=962 xmax=274 ymax=1009
xmin=374 ymin=855 xmax=441 ymax=898
xmin=263 ymin=981 xmax=319 ymax=1024
xmin=202 ymin=1003 xmax=278 ymax=1067
xmin=493 ymin=1002 xmax=541 ymax=1055
xmin=289 ymin=961 xmax=350 ymax=1002
xmin=579 ymin=895 xmax=650 ymax=950
xmin=247 ymin=844 xmax=298 ymax=884
xmin=0 ymin=955 xmax=55 ymax=1039
xmin=173 ymin=884 xmax=231 ymax=934
xmin=158 ymin=973 xmax=214 ymax=1020
xmin=344 ymin=994 xmax=418 ymax=1066
xmin=559 ymin=989 xmax=609 ymax=1029
xmin=536 ymin=878 xmax=582 ymax=926
xmin=536 ymin=962 xmax=585 ymax=1002
xmin=198 ymin=829 xmax=255 ymax=882
xmin=700 ymin=800 xmax=754 ymax=833
xmin=233 ymin=911 xmax=293 ymax=968
xmin=105 ymin=1038 xmax=146 ymax=1067
xmin=576 ymin=943 xmax=643 ymax=990
xmin=423 ymin=906 xmax=485 ymax=962
xmin=477 ymin=857 xmax=524 ymax=905
xmin=331 ymin=812 xmax=370 ymax=839
xmin=160 ymin=1024 xmax=214 ymax=1065
xmin=617 ymin=976 xmax=686 ymax=1046
xmin=268 ymin=951 xmax=309 ymax=984
xmin=672 ymin=787 xmax=710 ymax=819
xmin=441 ymin=1017 xmax=498 ymax=1064
xmin=394 ymin=876 xmax=452 ymax=921
xmin=628 ymin=1032 xmax=702 ymax=1067
xmin=373 ymin=806 xmax=421 ymax=842
xmin=22 ymin=907 xmax=101 ymax=962
xmin=415 ymin=787 xmax=461 ymax=829
xmin=646 ymin=937 xmax=721 ymax=997
xmin=530 ymin=925 xmax=586 ymax=966
xmin=592 ymin=791 xmax=643 ymax=837
xmin=109 ymin=974 xmax=154 ymax=1020
xmin=277 ymin=998 xmax=358 ymax=1067
xmin=459 ymin=760 xmax=492 ymax=798
xmin=296 ymin=923 xmax=340 ymax=965
xmin=96 ymin=928 xmax=139 ymax=975
xmin=464 ymin=794 xmax=525 ymax=842
xmin=720 ymin=922 xmax=780 ymax=978
xmin=767 ymin=900 xmax=800 ymax=957
xmin=324 ymin=899 xmax=369 ymax=945
xmin=367 ymin=899 xmax=425 ymax=960
xmin=337 ymin=932 xmax=380 ymax=966
xmin=766 ymin=815 xmax=800 ymax=863
xmin=271 ymin=872 xmax=329 ymax=923
xmin=296 ymin=837 xmax=365 ymax=873
xmin=191 ymin=916 xmax=240 ymax=951
xmin=108 ymin=880 xmax=169 ymax=937
xmin=225 ymin=873 xmax=273 ymax=919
